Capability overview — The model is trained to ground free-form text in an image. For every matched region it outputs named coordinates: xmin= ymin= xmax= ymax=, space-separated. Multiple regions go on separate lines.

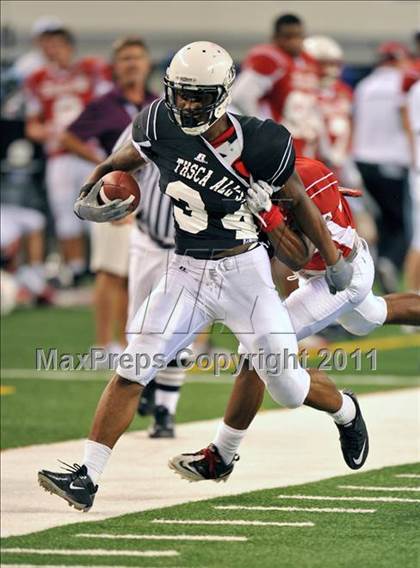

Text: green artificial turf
xmin=1 ymin=307 xmax=419 ymax=449
xmin=2 ymin=463 xmax=419 ymax=568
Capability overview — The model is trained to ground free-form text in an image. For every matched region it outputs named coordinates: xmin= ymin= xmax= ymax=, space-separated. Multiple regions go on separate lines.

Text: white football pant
xmin=285 ymin=239 xmax=388 ymax=338
xmin=118 ymin=244 xmax=310 ymax=408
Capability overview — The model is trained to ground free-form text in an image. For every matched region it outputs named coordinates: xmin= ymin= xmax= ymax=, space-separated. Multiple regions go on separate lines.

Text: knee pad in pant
xmin=339 ymin=295 xmax=387 ymax=336
xmin=263 ymin=366 xmax=311 ymax=409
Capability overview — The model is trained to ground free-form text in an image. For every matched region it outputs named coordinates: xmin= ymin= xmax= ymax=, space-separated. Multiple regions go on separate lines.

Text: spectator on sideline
xmin=232 ymin=13 xmax=323 ymax=158
xmin=353 ymin=42 xmax=411 ymax=293
xmin=62 ymin=37 xmax=155 ymax=361
xmin=9 ymin=16 xmax=64 ymax=83
xmin=24 ymin=27 xmax=111 ymax=287
xmin=404 ymin=80 xmax=420 ymax=296
xmin=231 ymin=13 xmax=324 ymax=300
xmin=1 ymin=204 xmax=53 ymax=304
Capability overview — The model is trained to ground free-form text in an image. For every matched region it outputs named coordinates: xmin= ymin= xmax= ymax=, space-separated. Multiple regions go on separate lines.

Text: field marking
xmin=277 ymin=494 xmax=420 ymax=503
xmin=1 ymin=548 xmax=178 ymax=558
xmin=322 ymin=333 xmax=420 ymax=354
xmin=77 ymin=532 xmax=248 ymax=542
xmin=395 ymin=474 xmax=420 ymax=479
xmin=338 ymin=485 xmax=420 ymax=492
xmin=3 ymin=562 xmax=151 ymax=568
xmin=152 ymin=519 xmax=314 ymax=527
xmin=0 ymin=385 xmax=16 ymax=395
xmin=214 ymin=505 xmax=376 ymax=514
xmin=2 ymin=368 xmax=419 ymax=387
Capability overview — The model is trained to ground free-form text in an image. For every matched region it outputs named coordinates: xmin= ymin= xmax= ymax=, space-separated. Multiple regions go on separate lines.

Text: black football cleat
xmin=169 ymin=443 xmax=239 ymax=482
xmin=149 ymin=405 xmax=175 ymax=438
xmin=38 ymin=462 xmax=98 ymax=512
xmin=336 ymin=391 xmax=369 ymax=470
xmin=138 ymin=379 xmax=156 ymax=416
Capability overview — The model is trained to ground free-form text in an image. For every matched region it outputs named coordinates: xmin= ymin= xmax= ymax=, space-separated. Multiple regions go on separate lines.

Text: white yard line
xmin=276 ymin=494 xmax=420 ymax=503
xmin=214 ymin=505 xmax=375 ymax=514
xmin=395 ymin=474 xmax=420 ymax=479
xmin=2 ymin=368 xmax=419 ymax=386
xmin=152 ymin=519 xmax=314 ymax=527
xmin=77 ymin=532 xmax=248 ymax=542
xmin=0 ymin=566 xmax=148 ymax=568
xmin=2 ymin=388 xmax=419 ymax=537
xmin=1 ymin=548 xmax=178 ymax=557
xmin=338 ymin=485 xmax=420 ymax=492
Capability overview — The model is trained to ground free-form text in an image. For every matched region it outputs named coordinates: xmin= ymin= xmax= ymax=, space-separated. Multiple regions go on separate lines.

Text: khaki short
xmin=90 ymin=222 xmax=131 ymax=277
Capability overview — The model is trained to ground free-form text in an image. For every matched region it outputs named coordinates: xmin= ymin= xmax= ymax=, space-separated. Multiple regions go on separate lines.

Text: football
xmin=269 ymin=218 xmax=315 ymax=271
xmin=98 ymin=171 xmax=141 ymax=212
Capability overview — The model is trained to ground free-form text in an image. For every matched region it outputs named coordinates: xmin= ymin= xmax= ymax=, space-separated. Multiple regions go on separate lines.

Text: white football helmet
xmin=304 ymin=35 xmax=343 ymax=62
xmin=164 ymin=41 xmax=236 ymax=136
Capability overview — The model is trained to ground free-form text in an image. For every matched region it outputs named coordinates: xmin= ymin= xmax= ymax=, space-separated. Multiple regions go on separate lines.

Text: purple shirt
xmin=68 ymin=86 xmax=157 ymax=155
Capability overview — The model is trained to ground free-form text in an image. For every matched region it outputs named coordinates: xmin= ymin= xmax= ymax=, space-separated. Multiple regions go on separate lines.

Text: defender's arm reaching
xmin=247 ymin=173 xmax=354 ymax=294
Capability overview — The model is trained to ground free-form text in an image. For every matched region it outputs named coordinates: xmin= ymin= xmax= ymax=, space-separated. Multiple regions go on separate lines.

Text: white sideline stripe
xmin=214 ymin=505 xmax=376 ymax=514
xmin=395 ymin=474 xmax=420 ymax=479
xmin=1 ymin=548 xmax=178 ymax=558
xmin=277 ymin=494 xmax=420 ymax=503
xmin=2 ymin=369 xmax=419 ymax=387
xmin=77 ymin=532 xmax=248 ymax=542
xmin=153 ymin=519 xmax=314 ymax=527
xmin=338 ymin=485 xmax=420 ymax=492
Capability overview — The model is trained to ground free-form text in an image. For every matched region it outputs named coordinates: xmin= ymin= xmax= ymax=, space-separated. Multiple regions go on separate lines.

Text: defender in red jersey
xmin=232 ymin=13 xmax=322 ymax=158
xmin=169 ymin=156 xmax=419 ymax=481
xmin=25 ymin=27 xmax=111 ymax=285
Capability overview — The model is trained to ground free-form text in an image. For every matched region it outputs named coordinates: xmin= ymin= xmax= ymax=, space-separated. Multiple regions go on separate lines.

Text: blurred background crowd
xmin=1 ymin=1 xmax=419 ymax=334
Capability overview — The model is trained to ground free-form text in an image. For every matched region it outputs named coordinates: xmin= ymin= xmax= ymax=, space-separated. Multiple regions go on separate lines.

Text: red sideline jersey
xmin=242 ymin=44 xmax=321 ymax=157
xmin=317 ymin=80 xmax=353 ymax=168
xmin=294 ymin=156 xmax=356 ymax=271
xmin=25 ymin=57 xmax=112 ymax=156
xmin=402 ymin=58 xmax=420 ymax=93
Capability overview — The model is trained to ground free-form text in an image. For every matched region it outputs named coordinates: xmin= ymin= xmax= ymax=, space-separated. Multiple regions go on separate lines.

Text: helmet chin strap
xmin=179 ymin=107 xmax=227 ymax=136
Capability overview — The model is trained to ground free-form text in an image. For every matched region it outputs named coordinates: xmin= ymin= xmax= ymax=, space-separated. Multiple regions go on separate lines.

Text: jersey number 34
xmin=166 ymin=181 xmax=256 ymax=239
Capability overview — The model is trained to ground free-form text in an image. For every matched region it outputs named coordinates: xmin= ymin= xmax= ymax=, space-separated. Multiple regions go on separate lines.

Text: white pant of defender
xmin=285 ymin=239 xmax=388 ymax=339
xmin=117 ymin=244 xmax=310 ymax=408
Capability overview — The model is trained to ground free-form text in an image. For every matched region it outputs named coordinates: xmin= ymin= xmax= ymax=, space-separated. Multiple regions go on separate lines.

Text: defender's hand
xmin=246 ymin=180 xmax=273 ymax=216
xmin=74 ymin=180 xmax=133 ymax=223
xmin=325 ymin=252 xmax=354 ymax=294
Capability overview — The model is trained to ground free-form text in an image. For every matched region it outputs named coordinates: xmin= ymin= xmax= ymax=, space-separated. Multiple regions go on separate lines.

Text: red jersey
xmin=402 ymin=58 xmax=420 ymax=93
xmin=294 ymin=156 xmax=356 ymax=271
xmin=25 ymin=57 xmax=112 ymax=156
xmin=242 ymin=44 xmax=322 ymax=157
xmin=317 ymin=80 xmax=353 ymax=169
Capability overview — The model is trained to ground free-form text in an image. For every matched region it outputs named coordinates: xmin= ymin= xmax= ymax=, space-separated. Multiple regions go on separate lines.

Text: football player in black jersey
xmin=38 ymin=42 xmax=367 ymax=511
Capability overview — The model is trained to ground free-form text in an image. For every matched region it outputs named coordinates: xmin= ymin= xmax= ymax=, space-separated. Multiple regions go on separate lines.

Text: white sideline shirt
xmin=407 ymin=80 xmax=420 ymax=171
xmin=352 ymin=66 xmax=410 ymax=167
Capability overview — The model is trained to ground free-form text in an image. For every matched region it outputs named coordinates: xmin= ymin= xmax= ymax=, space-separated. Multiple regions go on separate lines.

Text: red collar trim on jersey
xmin=209 ymin=125 xmax=235 ymax=148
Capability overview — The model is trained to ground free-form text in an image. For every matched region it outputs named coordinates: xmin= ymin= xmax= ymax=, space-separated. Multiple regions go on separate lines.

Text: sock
xmin=68 ymin=259 xmax=86 ymax=277
xmin=212 ymin=421 xmax=247 ymax=464
xmin=330 ymin=391 xmax=356 ymax=425
xmin=83 ymin=440 xmax=112 ymax=484
xmin=155 ymin=387 xmax=180 ymax=415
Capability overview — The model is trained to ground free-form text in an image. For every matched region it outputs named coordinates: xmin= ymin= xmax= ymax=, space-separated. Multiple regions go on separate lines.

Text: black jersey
xmin=131 ymin=98 xmax=295 ymax=259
